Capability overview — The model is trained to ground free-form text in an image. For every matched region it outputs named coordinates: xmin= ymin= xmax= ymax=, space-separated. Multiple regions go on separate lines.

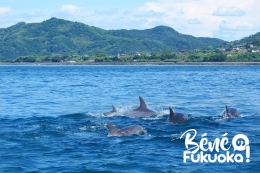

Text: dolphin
xmin=124 ymin=96 xmax=156 ymax=117
xmin=224 ymin=105 xmax=241 ymax=118
xmin=106 ymin=124 xmax=145 ymax=137
xmin=103 ymin=105 xmax=117 ymax=116
xmin=167 ymin=107 xmax=188 ymax=124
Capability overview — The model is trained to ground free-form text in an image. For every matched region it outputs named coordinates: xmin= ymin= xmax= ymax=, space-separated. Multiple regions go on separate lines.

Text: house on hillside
xmin=115 ymin=53 xmax=128 ymax=58
xmin=225 ymin=47 xmax=232 ymax=51
xmin=246 ymin=42 xmax=254 ymax=48
xmin=217 ymin=48 xmax=225 ymax=52
xmin=180 ymin=49 xmax=188 ymax=53
xmin=133 ymin=52 xmax=141 ymax=56
xmin=251 ymin=49 xmax=259 ymax=53
xmin=232 ymin=46 xmax=241 ymax=51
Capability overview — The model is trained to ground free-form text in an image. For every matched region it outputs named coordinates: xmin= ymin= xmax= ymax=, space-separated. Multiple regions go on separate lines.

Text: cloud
xmin=213 ymin=6 xmax=245 ymax=16
xmin=136 ymin=0 xmax=260 ymax=41
xmin=187 ymin=18 xmax=201 ymax=24
xmin=213 ymin=20 xmax=255 ymax=41
xmin=138 ymin=0 xmax=221 ymax=36
xmin=0 ymin=6 xmax=52 ymax=28
xmin=0 ymin=7 xmax=12 ymax=16
xmin=93 ymin=8 xmax=119 ymax=16
xmin=141 ymin=10 xmax=163 ymax=18
xmin=219 ymin=20 xmax=252 ymax=31
xmin=60 ymin=4 xmax=94 ymax=17
xmin=61 ymin=5 xmax=82 ymax=14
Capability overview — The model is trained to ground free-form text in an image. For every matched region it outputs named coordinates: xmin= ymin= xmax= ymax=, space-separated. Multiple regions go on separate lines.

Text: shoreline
xmin=1 ymin=61 xmax=260 ymax=66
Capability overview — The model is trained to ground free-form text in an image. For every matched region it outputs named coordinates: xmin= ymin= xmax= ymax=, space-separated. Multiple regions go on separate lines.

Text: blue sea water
xmin=0 ymin=65 xmax=259 ymax=173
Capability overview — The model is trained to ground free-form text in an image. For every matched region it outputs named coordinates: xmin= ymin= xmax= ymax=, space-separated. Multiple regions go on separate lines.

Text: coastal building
xmin=251 ymin=49 xmax=259 ymax=53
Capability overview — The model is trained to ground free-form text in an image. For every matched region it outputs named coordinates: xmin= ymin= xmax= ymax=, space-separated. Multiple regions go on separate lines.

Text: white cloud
xmin=219 ymin=21 xmax=252 ymax=31
xmin=0 ymin=7 xmax=12 ymax=16
xmin=61 ymin=5 xmax=91 ymax=16
xmin=0 ymin=6 xmax=51 ymax=28
xmin=187 ymin=18 xmax=201 ymax=24
xmin=137 ymin=0 xmax=260 ymax=41
xmin=61 ymin=5 xmax=80 ymax=14
xmin=213 ymin=6 xmax=245 ymax=16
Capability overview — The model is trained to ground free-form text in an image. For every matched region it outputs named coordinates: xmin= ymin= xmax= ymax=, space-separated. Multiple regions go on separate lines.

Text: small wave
xmin=78 ymin=126 xmax=87 ymax=131
xmin=86 ymin=112 xmax=104 ymax=117
xmin=85 ymin=105 xmax=172 ymax=119
xmin=151 ymin=109 xmax=169 ymax=120
xmin=86 ymin=106 xmax=132 ymax=118
xmin=59 ymin=113 xmax=87 ymax=119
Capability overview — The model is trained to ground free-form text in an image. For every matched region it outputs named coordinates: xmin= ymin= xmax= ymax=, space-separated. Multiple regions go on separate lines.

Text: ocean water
xmin=0 ymin=65 xmax=259 ymax=173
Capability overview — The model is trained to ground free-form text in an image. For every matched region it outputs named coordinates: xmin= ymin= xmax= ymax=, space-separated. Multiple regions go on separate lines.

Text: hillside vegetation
xmin=0 ymin=18 xmax=225 ymax=60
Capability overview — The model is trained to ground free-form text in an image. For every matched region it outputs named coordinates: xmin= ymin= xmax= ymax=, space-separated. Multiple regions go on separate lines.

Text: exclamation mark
xmin=246 ymin=145 xmax=250 ymax=163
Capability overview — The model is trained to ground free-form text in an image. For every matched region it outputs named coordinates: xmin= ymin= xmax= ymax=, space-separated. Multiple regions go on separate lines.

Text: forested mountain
xmin=0 ymin=18 xmax=226 ymax=60
xmin=229 ymin=32 xmax=260 ymax=47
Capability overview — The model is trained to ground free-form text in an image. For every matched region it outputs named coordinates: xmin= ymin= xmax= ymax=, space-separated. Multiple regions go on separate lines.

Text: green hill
xmin=0 ymin=17 xmax=226 ymax=60
xmin=229 ymin=32 xmax=260 ymax=47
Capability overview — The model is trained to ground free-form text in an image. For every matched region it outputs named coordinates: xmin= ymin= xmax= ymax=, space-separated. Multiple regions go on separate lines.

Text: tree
xmin=204 ymin=53 xmax=226 ymax=62
xmin=51 ymin=56 xmax=61 ymax=62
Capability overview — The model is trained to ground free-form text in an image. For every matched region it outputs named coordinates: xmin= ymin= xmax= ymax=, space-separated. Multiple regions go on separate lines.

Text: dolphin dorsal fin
xmin=169 ymin=107 xmax=175 ymax=119
xmin=106 ymin=124 xmax=119 ymax=135
xmin=112 ymin=105 xmax=116 ymax=112
xmin=225 ymin=105 xmax=230 ymax=117
xmin=139 ymin=96 xmax=147 ymax=109
xmin=225 ymin=105 xmax=229 ymax=114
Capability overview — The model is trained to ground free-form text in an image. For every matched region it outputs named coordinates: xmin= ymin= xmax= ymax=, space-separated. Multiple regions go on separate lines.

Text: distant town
xmin=2 ymin=41 xmax=259 ymax=64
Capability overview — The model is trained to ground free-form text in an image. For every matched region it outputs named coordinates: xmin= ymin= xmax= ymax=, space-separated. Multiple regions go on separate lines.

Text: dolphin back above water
xmin=224 ymin=105 xmax=241 ymax=118
xmin=103 ymin=105 xmax=117 ymax=116
xmin=106 ymin=124 xmax=145 ymax=136
xmin=167 ymin=107 xmax=188 ymax=124
xmin=124 ymin=96 xmax=156 ymax=117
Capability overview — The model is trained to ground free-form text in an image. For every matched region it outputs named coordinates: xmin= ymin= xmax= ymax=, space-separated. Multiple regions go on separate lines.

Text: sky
xmin=0 ymin=0 xmax=259 ymax=41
